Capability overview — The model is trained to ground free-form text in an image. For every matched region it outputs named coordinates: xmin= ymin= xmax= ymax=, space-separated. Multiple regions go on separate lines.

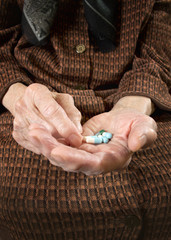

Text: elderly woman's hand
xmin=3 ymin=86 xmax=157 ymax=175
xmin=49 ymin=107 xmax=157 ymax=175
xmin=3 ymin=83 xmax=82 ymax=154
xmin=49 ymin=96 xmax=157 ymax=175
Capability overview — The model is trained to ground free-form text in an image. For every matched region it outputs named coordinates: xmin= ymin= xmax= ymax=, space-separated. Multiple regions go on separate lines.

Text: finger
xmin=28 ymin=128 xmax=81 ymax=171
xmin=80 ymin=137 xmax=132 ymax=172
xmin=25 ymin=84 xmax=82 ymax=147
xmin=29 ymin=127 xmax=102 ymax=174
xmin=51 ymin=145 xmax=102 ymax=174
xmin=52 ymin=93 xmax=82 ymax=133
xmin=128 ymin=118 xmax=157 ymax=152
xmin=12 ymin=130 xmax=41 ymax=154
xmin=51 ymin=138 xmax=131 ymax=174
xmin=28 ymin=127 xmax=61 ymax=158
xmin=15 ymin=96 xmax=56 ymax=136
xmin=13 ymin=117 xmax=43 ymax=154
xmin=13 ymin=117 xmax=28 ymax=132
xmin=29 ymin=123 xmax=131 ymax=174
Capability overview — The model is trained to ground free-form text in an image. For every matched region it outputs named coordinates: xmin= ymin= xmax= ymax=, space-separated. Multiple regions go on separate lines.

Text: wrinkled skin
xmin=12 ymin=83 xmax=157 ymax=175
xmin=12 ymin=83 xmax=83 ymax=152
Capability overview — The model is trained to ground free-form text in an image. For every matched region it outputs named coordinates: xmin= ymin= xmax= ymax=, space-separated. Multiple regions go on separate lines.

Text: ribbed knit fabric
xmin=0 ymin=0 xmax=171 ymax=239
xmin=0 ymin=0 xmax=170 ymax=114
xmin=0 ymin=110 xmax=170 ymax=240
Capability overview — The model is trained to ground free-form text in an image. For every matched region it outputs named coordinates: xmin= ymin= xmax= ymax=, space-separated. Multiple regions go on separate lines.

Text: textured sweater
xmin=0 ymin=1 xmax=171 ymax=239
xmin=0 ymin=0 xmax=171 ymax=120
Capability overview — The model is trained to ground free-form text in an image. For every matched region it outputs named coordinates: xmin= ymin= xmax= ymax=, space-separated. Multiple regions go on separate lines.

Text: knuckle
xmin=13 ymin=117 xmax=25 ymax=131
xmin=85 ymin=171 xmax=99 ymax=176
xmin=42 ymin=103 xmax=61 ymax=117
xmin=62 ymin=166 xmax=73 ymax=172
xmin=49 ymin=158 xmax=64 ymax=168
xmin=25 ymin=84 xmax=38 ymax=96
xmin=63 ymin=165 xmax=78 ymax=173
xmin=148 ymin=116 xmax=155 ymax=124
xmin=67 ymin=105 xmax=82 ymax=120
xmin=75 ymin=110 xmax=82 ymax=120
xmin=13 ymin=118 xmax=21 ymax=129
xmin=70 ymin=164 xmax=79 ymax=172
xmin=69 ymin=163 xmax=90 ymax=173
xmin=12 ymin=130 xmax=16 ymax=139
xmin=56 ymin=122 xmax=64 ymax=133
xmin=71 ymin=111 xmax=82 ymax=123
xmin=27 ymin=83 xmax=45 ymax=92
xmin=12 ymin=130 xmax=20 ymax=142
xmin=51 ymin=92 xmax=58 ymax=99
xmin=146 ymin=116 xmax=158 ymax=132
xmin=63 ymin=93 xmax=74 ymax=103
xmin=152 ymin=120 xmax=158 ymax=131
xmin=48 ymin=158 xmax=56 ymax=166
xmin=26 ymin=83 xmax=49 ymax=99
xmin=15 ymin=99 xmax=23 ymax=112
xmin=58 ymin=162 xmax=80 ymax=173
xmin=13 ymin=118 xmax=19 ymax=129
xmin=149 ymin=128 xmax=158 ymax=138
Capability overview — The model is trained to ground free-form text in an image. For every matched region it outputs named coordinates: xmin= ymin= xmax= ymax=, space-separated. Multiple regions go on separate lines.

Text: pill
xmin=96 ymin=134 xmax=109 ymax=143
xmin=102 ymin=136 xmax=109 ymax=143
xmin=83 ymin=136 xmax=103 ymax=144
xmin=95 ymin=129 xmax=105 ymax=136
xmin=102 ymin=132 xmax=113 ymax=139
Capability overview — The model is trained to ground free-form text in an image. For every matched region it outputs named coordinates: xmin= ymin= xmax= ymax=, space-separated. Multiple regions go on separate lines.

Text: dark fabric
xmin=0 ymin=0 xmax=171 ymax=239
xmin=22 ymin=0 xmax=59 ymax=46
xmin=83 ymin=0 xmax=117 ymax=52
xmin=22 ymin=0 xmax=117 ymax=51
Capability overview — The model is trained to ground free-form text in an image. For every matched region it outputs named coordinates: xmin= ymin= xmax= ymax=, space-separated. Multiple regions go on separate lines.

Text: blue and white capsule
xmin=102 ymin=136 xmax=109 ymax=143
xmin=83 ymin=136 xmax=103 ymax=144
xmin=102 ymin=132 xmax=113 ymax=139
xmin=95 ymin=130 xmax=105 ymax=136
xmin=96 ymin=134 xmax=109 ymax=143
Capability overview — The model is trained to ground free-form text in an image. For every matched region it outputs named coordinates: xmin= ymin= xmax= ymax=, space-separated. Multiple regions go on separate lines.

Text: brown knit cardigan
xmin=0 ymin=0 xmax=171 ymax=239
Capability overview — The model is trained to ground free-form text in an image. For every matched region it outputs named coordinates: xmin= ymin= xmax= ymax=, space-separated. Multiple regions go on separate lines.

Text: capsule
xmin=95 ymin=129 xmax=105 ymax=136
xmin=96 ymin=134 xmax=109 ymax=143
xmin=102 ymin=132 xmax=113 ymax=139
xmin=102 ymin=136 xmax=109 ymax=143
xmin=83 ymin=136 xmax=103 ymax=144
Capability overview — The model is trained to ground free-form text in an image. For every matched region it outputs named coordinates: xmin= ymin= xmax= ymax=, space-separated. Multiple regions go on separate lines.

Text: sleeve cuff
xmin=113 ymin=72 xmax=171 ymax=111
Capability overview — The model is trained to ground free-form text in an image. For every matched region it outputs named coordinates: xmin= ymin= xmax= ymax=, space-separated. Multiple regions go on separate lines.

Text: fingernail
xmin=139 ymin=135 xmax=147 ymax=147
xmin=68 ymin=134 xmax=82 ymax=147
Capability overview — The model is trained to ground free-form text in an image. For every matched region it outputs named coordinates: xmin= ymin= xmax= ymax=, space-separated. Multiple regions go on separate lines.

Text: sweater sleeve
xmin=0 ymin=0 xmax=33 ymax=108
xmin=113 ymin=0 xmax=171 ymax=111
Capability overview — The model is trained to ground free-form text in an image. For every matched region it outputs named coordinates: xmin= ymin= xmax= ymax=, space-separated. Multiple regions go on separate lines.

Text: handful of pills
xmin=83 ymin=130 xmax=113 ymax=144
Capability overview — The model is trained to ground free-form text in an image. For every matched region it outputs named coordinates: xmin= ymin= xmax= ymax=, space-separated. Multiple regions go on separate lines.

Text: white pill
xmin=83 ymin=136 xmax=103 ymax=144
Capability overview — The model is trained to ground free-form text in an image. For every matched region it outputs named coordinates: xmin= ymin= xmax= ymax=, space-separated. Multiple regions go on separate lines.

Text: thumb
xmin=128 ymin=119 xmax=157 ymax=152
xmin=82 ymin=116 xmax=102 ymax=136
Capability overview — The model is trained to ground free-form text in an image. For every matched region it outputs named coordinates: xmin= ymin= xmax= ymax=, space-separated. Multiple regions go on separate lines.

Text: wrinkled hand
xmin=12 ymin=84 xmax=157 ymax=175
xmin=12 ymin=83 xmax=83 ymax=154
xmin=50 ymin=108 xmax=157 ymax=175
